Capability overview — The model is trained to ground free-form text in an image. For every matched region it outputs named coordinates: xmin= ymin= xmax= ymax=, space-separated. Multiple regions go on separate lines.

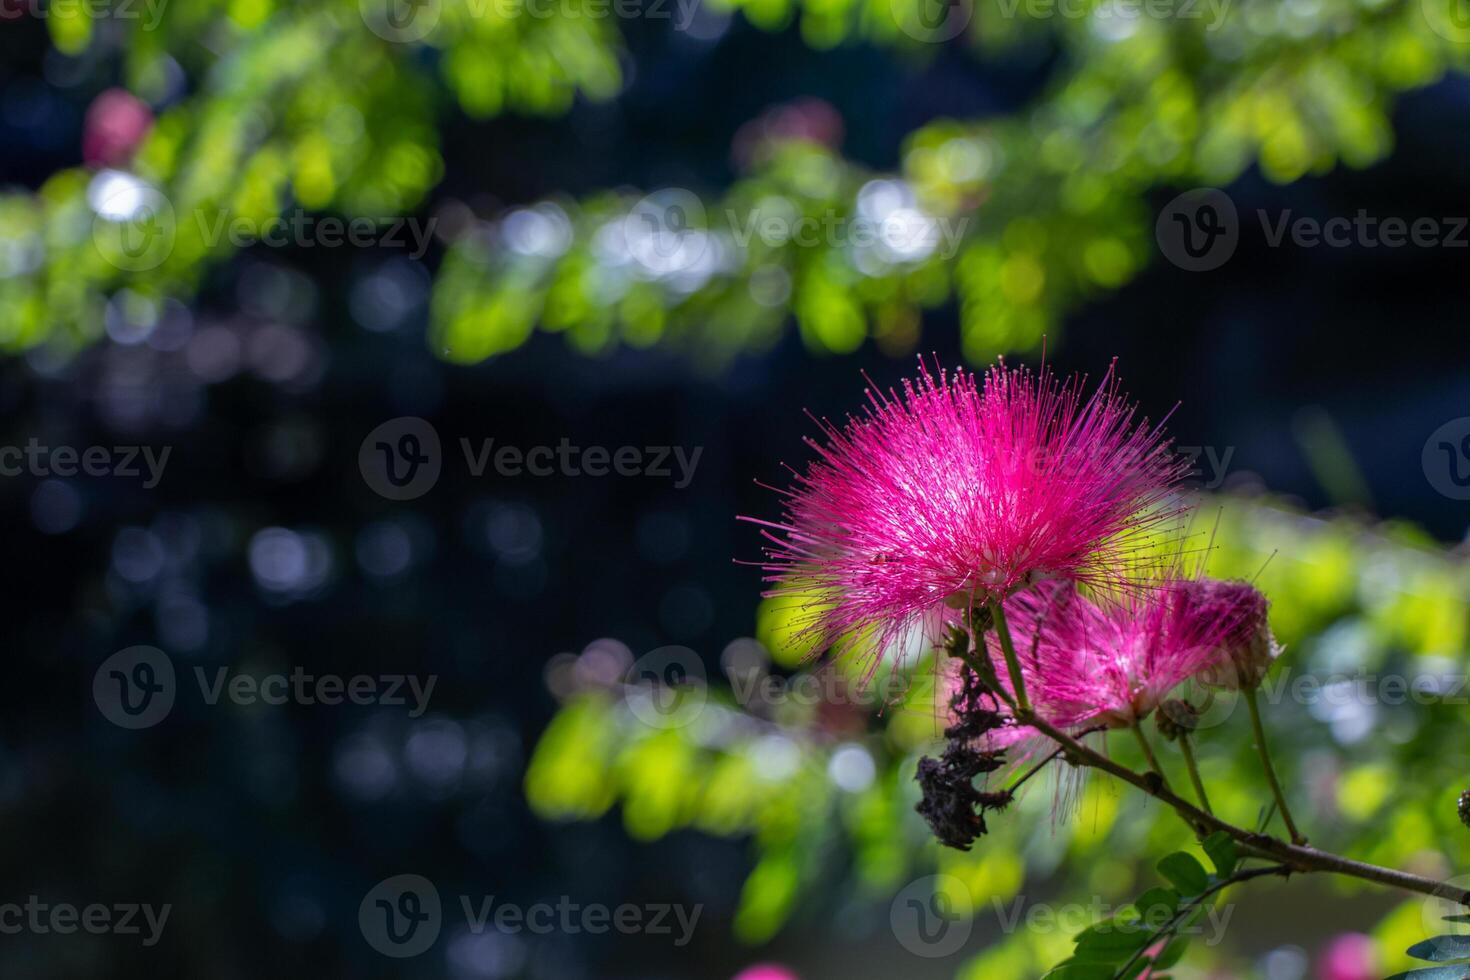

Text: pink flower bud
xmin=83 ymin=88 xmax=153 ymax=168
xmin=1179 ymin=578 xmax=1281 ymax=690
xmin=1316 ymin=932 xmax=1378 ymax=980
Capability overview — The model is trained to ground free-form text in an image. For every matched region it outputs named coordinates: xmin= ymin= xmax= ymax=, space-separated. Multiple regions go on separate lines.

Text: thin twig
xmin=1006 ymin=725 xmax=1106 ymax=794
xmin=1177 ymin=733 xmax=1213 ymax=816
xmin=1112 ymin=864 xmax=1292 ymax=979
xmin=1017 ymin=709 xmax=1470 ymax=905
xmin=1132 ymin=722 xmax=1170 ymax=789
xmin=1243 ymin=685 xmax=1305 ymax=844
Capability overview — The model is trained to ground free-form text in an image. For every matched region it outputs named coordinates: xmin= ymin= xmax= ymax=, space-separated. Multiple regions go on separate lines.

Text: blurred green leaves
xmin=4 ymin=0 xmax=1470 ymax=361
xmin=524 ymin=494 xmax=1470 ymax=974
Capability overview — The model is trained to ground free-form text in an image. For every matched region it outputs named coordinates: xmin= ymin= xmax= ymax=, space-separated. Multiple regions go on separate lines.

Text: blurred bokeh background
xmin=4 ymin=0 xmax=1470 ymax=977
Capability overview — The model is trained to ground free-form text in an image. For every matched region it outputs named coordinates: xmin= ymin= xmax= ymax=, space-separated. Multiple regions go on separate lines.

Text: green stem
xmin=1177 ymin=733 xmax=1213 ymax=816
xmin=1244 ymin=686 xmax=1305 ymax=845
xmin=1114 ymin=864 xmax=1291 ymax=979
xmin=987 ymin=598 xmax=1030 ymax=713
xmin=1131 ymin=722 xmax=1169 ymax=788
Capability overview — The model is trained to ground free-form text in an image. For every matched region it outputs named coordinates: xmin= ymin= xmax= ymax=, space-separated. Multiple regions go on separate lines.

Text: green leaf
xmin=1070 ymin=919 xmax=1153 ymax=962
xmin=1406 ymin=935 xmax=1470 ymax=962
xmin=1042 ymin=964 xmax=1117 ymax=980
xmin=1202 ymin=832 xmax=1239 ymax=877
xmin=1131 ymin=886 xmax=1180 ymax=921
xmin=1117 ymin=961 xmax=1153 ymax=980
xmin=1156 ymin=853 xmax=1210 ymax=897
xmin=1151 ymin=936 xmax=1190 ymax=970
xmin=1177 ymin=902 xmax=1210 ymax=931
xmin=1384 ymin=968 xmax=1470 ymax=980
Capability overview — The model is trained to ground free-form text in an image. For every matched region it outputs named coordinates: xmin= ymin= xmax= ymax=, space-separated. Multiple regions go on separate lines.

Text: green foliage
xmin=4 ymin=0 xmax=1470 ymax=361
xmin=1387 ymin=916 xmax=1470 ymax=979
xmin=1044 ymin=837 xmax=1240 ymax=979
xmin=524 ymin=494 xmax=1470 ymax=975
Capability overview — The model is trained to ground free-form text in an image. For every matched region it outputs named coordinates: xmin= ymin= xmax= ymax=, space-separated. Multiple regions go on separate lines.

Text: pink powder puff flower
xmin=991 ymin=579 xmax=1245 ymax=729
xmin=741 ymin=358 xmax=1190 ymax=675
xmin=1181 ymin=578 xmax=1282 ymax=690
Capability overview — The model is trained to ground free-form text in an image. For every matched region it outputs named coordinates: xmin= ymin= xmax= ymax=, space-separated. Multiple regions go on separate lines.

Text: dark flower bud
xmin=1155 ymin=699 xmax=1199 ymax=742
xmin=1180 ymin=579 xmax=1281 ymax=690
xmin=914 ymin=660 xmax=1019 ymax=850
xmin=914 ymin=745 xmax=1010 ymax=851
xmin=915 ymin=755 xmax=986 ymax=850
xmin=943 ymin=624 xmax=970 ymax=660
xmin=1459 ymin=789 xmax=1470 ymax=829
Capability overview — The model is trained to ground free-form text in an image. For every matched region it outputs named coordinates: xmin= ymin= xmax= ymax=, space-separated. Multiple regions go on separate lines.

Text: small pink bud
xmin=1180 ymin=579 xmax=1281 ymax=690
xmin=83 ymin=88 xmax=153 ymax=168
xmin=1316 ymin=932 xmax=1378 ymax=980
xmin=732 ymin=965 xmax=800 ymax=980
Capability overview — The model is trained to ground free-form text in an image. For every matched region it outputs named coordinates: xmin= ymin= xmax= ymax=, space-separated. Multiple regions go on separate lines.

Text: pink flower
xmin=991 ymin=579 xmax=1242 ymax=729
xmin=1182 ymin=578 xmax=1281 ymax=690
xmin=742 ymin=358 xmax=1189 ymax=673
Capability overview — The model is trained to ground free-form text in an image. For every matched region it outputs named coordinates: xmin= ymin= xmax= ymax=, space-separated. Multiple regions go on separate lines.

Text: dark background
xmin=1 ymin=7 xmax=1468 ymax=978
